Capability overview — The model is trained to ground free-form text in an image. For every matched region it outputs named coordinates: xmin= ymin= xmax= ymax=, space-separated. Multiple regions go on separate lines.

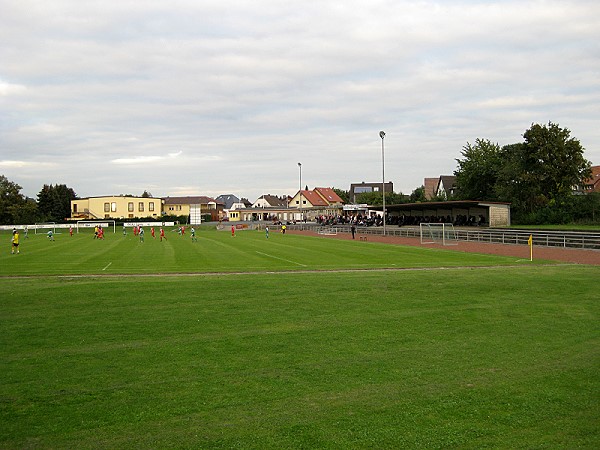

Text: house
xmin=436 ymin=176 xmax=457 ymax=199
xmin=163 ymin=196 xmax=222 ymax=224
xmin=313 ymin=187 xmax=344 ymax=206
xmin=215 ymin=194 xmax=239 ymax=210
xmin=289 ymin=190 xmax=328 ymax=209
xmin=423 ymin=178 xmax=438 ymax=200
xmin=252 ymin=194 xmax=288 ymax=208
xmin=71 ymin=196 xmax=162 ymax=220
xmin=288 ymin=187 xmax=345 ymax=221
xmin=582 ymin=165 xmax=600 ymax=193
xmin=349 ymin=182 xmax=393 ymax=203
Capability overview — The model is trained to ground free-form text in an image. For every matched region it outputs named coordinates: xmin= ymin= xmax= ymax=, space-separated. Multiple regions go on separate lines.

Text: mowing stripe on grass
xmin=256 ymin=251 xmax=307 ymax=266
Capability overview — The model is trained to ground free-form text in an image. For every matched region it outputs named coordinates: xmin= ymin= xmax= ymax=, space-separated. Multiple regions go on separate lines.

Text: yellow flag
xmin=528 ymin=235 xmax=532 ymax=246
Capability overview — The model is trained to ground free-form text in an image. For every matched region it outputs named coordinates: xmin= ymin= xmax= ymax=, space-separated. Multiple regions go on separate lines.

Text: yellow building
xmin=163 ymin=196 xmax=221 ymax=224
xmin=71 ymin=196 xmax=162 ymax=220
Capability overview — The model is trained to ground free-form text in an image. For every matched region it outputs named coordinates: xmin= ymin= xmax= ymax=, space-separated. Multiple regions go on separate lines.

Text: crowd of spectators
xmin=391 ymin=214 xmax=487 ymax=227
xmin=269 ymin=212 xmax=487 ymax=227
xmin=323 ymin=213 xmax=488 ymax=227
xmin=316 ymin=213 xmax=384 ymax=227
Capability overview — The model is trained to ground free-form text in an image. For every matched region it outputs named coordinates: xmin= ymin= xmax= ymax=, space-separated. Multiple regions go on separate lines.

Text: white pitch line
xmin=255 ymin=251 xmax=307 ymax=266
xmin=102 ymin=262 xmax=112 ymax=271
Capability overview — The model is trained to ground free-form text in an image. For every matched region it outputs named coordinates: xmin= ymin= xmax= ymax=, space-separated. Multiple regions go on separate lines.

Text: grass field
xmin=1 ymin=227 xmax=599 ymax=448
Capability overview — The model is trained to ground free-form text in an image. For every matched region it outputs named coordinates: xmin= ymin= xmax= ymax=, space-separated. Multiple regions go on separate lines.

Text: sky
xmin=1 ymin=0 xmax=599 ymax=202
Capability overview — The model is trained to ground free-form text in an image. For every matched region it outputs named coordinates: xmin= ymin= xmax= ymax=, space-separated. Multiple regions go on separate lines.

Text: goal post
xmin=34 ymin=222 xmax=56 ymax=234
xmin=76 ymin=220 xmax=116 ymax=233
xmin=420 ymin=223 xmax=458 ymax=246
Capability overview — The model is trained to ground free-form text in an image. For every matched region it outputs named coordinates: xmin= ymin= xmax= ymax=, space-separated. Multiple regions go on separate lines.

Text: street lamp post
xmin=298 ymin=162 xmax=302 ymax=223
xmin=380 ymin=131 xmax=386 ymax=235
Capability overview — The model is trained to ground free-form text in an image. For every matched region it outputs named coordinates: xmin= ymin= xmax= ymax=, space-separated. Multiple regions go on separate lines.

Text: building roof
xmin=299 ymin=190 xmax=329 ymax=206
xmin=314 ymin=187 xmax=344 ymax=204
xmin=74 ymin=195 xmax=159 ymax=200
xmin=163 ymin=196 xmax=218 ymax=205
xmin=437 ymin=175 xmax=456 ymax=191
xmin=215 ymin=194 xmax=239 ymax=209
xmin=371 ymin=200 xmax=511 ymax=211
xmin=584 ymin=165 xmax=600 ymax=192
xmin=257 ymin=194 xmax=288 ymax=207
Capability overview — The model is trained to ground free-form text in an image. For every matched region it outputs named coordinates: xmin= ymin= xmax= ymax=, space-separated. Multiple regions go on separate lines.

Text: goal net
xmin=420 ymin=223 xmax=458 ymax=246
xmin=76 ymin=220 xmax=116 ymax=233
xmin=318 ymin=227 xmax=337 ymax=235
xmin=34 ymin=222 xmax=56 ymax=234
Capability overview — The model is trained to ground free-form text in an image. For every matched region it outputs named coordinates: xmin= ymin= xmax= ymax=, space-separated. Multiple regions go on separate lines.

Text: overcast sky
xmin=1 ymin=0 xmax=599 ymax=202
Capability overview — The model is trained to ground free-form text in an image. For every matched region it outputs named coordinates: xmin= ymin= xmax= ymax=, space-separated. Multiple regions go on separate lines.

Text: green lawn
xmin=1 ymin=226 xmax=533 ymax=276
xmin=1 ymin=227 xmax=598 ymax=448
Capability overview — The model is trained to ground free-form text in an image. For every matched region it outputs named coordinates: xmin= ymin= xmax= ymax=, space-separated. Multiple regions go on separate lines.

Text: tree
xmin=454 ymin=138 xmax=502 ymax=200
xmin=356 ymin=190 xmax=406 ymax=206
xmin=37 ymin=184 xmax=77 ymax=222
xmin=409 ymin=186 xmax=427 ymax=203
xmin=496 ymin=122 xmax=591 ymax=214
xmin=8 ymin=197 xmax=39 ymax=225
xmin=141 ymin=190 xmax=153 ymax=198
xmin=0 ymin=175 xmax=28 ymax=224
xmin=332 ymin=188 xmax=349 ymax=203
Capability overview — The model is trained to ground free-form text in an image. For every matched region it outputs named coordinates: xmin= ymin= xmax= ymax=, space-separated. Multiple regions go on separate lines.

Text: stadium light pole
xmin=380 ymin=131 xmax=386 ymax=236
xmin=298 ymin=162 xmax=302 ymax=223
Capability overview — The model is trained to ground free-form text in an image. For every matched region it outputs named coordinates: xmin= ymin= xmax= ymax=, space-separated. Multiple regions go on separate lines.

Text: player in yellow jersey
xmin=11 ymin=230 xmax=20 ymax=254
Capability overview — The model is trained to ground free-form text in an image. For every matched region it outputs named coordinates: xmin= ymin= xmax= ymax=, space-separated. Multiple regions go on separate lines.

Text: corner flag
xmin=528 ymin=234 xmax=533 ymax=261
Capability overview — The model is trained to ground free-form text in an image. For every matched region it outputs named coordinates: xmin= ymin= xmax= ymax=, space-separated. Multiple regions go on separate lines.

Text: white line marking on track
xmin=102 ymin=262 xmax=112 ymax=271
xmin=255 ymin=251 xmax=307 ymax=266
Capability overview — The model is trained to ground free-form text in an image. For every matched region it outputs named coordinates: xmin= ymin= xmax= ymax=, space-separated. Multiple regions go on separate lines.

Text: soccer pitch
xmin=1 ymin=227 xmax=599 ymax=448
xmin=2 ymin=226 xmax=536 ymax=276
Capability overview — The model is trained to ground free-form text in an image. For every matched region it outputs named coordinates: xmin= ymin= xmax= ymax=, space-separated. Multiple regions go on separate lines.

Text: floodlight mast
xmin=298 ymin=162 xmax=302 ymax=223
xmin=380 ymin=131 xmax=386 ymax=235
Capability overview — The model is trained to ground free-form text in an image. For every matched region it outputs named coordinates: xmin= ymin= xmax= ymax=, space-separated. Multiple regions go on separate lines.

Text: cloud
xmin=111 ymin=151 xmax=183 ymax=165
xmin=0 ymin=80 xmax=27 ymax=96
xmin=0 ymin=160 xmax=31 ymax=168
xmin=0 ymin=160 xmax=57 ymax=168
xmin=1 ymin=0 xmax=599 ymax=200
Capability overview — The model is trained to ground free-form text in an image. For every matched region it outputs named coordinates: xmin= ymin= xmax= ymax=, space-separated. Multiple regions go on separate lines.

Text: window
xmin=104 ymin=203 xmax=110 ymax=212
xmin=73 ymin=204 xmax=78 ymax=213
xmin=149 ymin=202 xmax=154 ymax=212
xmin=138 ymin=202 xmax=144 ymax=212
xmin=111 ymin=202 xmax=117 ymax=212
xmin=128 ymin=202 xmax=134 ymax=212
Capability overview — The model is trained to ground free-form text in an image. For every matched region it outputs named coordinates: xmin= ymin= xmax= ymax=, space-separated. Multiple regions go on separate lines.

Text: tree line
xmin=453 ymin=122 xmax=596 ymax=224
xmin=0 ymin=177 xmax=77 ymax=225
xmin=2 ymin=121 xmax=597 ymax=225
xmin=336 ymin=122 xmax=597 ymax=224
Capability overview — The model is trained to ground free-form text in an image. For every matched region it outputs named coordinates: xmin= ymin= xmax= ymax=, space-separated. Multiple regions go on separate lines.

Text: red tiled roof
xmin=299 ymin=190 xmax=328 ymax=206
xmin=585 ymin=165 xmax=600 ymax=192
xmin=314 ymin=187 xmax=344 ymax=204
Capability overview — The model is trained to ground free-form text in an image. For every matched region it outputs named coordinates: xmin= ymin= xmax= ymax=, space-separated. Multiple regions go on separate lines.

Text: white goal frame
xmin=34 ymin=222 xmax=56 ymax=234
xmin=420 ymin=223 xmax=458 ymax=246
xmin=76 ymin=220 xmax=116 ymax=234
xmin=318 ymin=227 xmax=337 ymax=235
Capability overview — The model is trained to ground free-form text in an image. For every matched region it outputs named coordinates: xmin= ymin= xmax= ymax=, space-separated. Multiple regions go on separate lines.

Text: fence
xmin=287 ymin=224 xmax=600 ymax=250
